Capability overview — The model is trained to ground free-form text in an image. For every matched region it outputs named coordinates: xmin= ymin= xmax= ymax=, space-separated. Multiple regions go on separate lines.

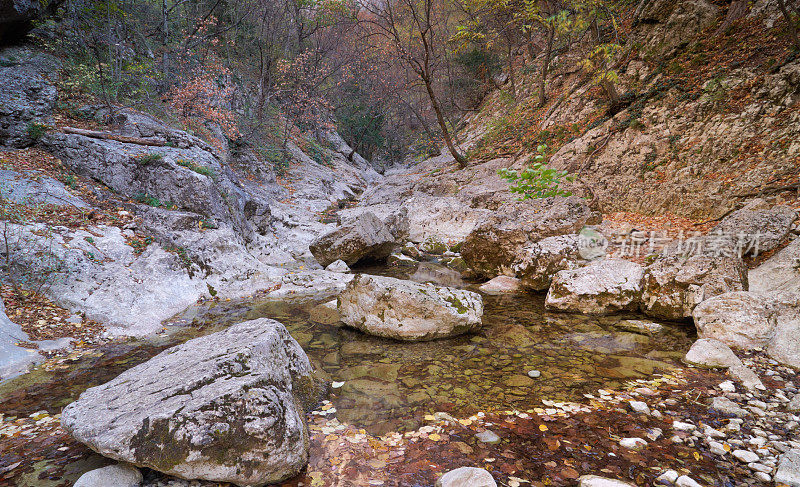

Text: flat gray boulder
xmin=338 ymin=274 xmax=483 ymax=341
xmin=436 ymin=467 xmax=497 ymax=487
xmin=545 ymin=259 xmax=644 ymax=315
xmin=749 ymin=237 xmax=800 ymax=294
xmin=693 ymin=291 xmax=775 ymax=350
xmin=61 ymin=319 xmax=317 ymax=486
xmin=0 ymin=296 xmax=40 ymax=380
xmin=309 ymin=212 xmax=397 ymax=267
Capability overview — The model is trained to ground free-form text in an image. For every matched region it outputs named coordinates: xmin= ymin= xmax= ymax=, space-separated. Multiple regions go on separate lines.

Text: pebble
xmin=754 ymin=472 xmax=771 ymax=482
xmin=436 ymin=467 xmax=497 ymax=487
xmin=629 ymin=401 xmax=650 ymax=415
xmin=675 ymin=475 xmax=702 ymax=487
xmin=646 ymin=427 xmax=663 ymax=441
xmin=709 ymin=441 xmax=727 ymax=456
xmin=476 ymin=430 xmax=501 ymax=444
xmin=703 ymin=426 xmax=726 ymax=439
xmin=527 ymin=370 xmax=541 ymax=378
xmin=748 ymin=462 xmax=772 ymax=473
xmin=672 ymin=421 xmax=696 ymax=432
xmin=654 ymin=470 xmax=679 ymax=485
xmin=619 ymin=437 xmax=647 ymax=450
xmin=719 ymin=380 xmax=735 ymax=392
xmin=732 ymin=449 xmax=760 ymax=463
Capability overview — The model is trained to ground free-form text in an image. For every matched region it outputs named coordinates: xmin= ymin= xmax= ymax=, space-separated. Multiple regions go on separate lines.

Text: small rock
xmin=578 ymin=475 xmax=635 ymax=487
xmin=708 ymin=396 xmax=749 ymax=417
xmin=732 ymin=449 xmax=760 ymax=463
xmin=672 ymin=421 xmax=696 ymax=432
xmin=718 ymin=380 xmax=736 ymax=392
xmin=478 ymin=276 xmax=522 ymax=294
xmin=684 ymin=338 xmax=742 ymax=369
xmin=476 ymin=430 xmax=501 ymax=444
xmin=74 ymin=464 xmax=142 ymax=487
xmin=619 ymin=437 xmax=647 ymax=450
xmin=754 ymin=472 xmax=771 ymax=482
xmin=675 ymin=475 xmax=703 ymax=487
xmin=436 ymin=467 xmax=497 ymax=487
xmin=748 ymin=462 xmax=772 ymax=473
xmin=646 ymin=427 xmax=663 ymax=441
xmin=629 ymin=401 xmax=651 ymax=415
xmin=655 ymin=469 xmax=679 ymax=485
xmin=729 ymin=364 xmax=765 ymax=391
xmin=527 ymin=370 xmax=541 ymax=378
xmin=703 ymin=426 xmax=726 ymax=439
xmin=325 ymin=259 xmax=351 ymax=273
xmin=709 ymin=441 xmax=727 ymax=456
xmin=789 ymin=394 xmax=800 ymax=413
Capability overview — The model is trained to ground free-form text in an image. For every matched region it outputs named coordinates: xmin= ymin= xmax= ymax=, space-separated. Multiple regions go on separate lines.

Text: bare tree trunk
xmin=506 ymin=43 xmax=517 ymax=101
xmin=423 ymin=77 xmax=466 ymax=166
xmin=777 ymin=0 xmax=800 ymax=49
xmin=162 ymin=0 xmax=169 ymax=86
xmin=601 ymin=78 xmax=620 ymax=110
xmin=715 ymin=0 xmax=749 ymax=35
xmin=538 ymin=25 xmax=555 ymax=107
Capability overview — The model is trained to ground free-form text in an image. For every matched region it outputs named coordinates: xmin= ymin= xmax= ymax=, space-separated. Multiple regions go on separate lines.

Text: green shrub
xmin=136 ymin=153 xmax=163 ymax=166
xmin=498 ymin=145 xmax=575 ymax=199
xmin=27 ymin=123 xmax=48 ymax=141
xmin=176 ymin=159 xmax=215 ymax=178
xmin=133 ymin=192 xmax=175 ymax=209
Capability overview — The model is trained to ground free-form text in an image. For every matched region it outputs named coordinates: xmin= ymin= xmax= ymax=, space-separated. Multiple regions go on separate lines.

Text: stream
xmin=0 ymin=261 xmax=697 ymax=485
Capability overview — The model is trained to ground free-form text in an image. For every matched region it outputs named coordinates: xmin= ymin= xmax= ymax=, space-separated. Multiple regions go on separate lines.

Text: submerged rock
xmin=74 ymin=464 xmax=142 ymax=487
xmin=478 ymin=275 xmax=522 ymax=294
xmin=337 ymin=274 xmax=482 ymax=341
xmin=461 ymin=196 xmax=598 ymax=278
xmin=693 ymin=292 xmax=775 ymax=350
xmin=436 ymin=467 xmax=497 ymax=487
xmin=61 ymin=319 xmax=316 ymax=486
xmin=309 ymin=212 xmax=398 ymax=267
xmin=545 ymin=259 xmax=644 ymax=315
xmin=578 ymin=475 xmax=635 ymax=487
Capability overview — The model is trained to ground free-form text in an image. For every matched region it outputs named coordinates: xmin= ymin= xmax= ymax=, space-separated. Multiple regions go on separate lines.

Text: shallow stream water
xmin=0 ymin=261 xmax=697 ymax=484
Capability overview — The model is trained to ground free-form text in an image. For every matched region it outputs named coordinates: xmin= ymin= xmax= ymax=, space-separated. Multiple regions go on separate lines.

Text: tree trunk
xmin=507 ymin=43 xmax=517 ymax=101
xmin=601 ymin=78 xmax=620 ymax=111
xmin=423 ymin=77 xmax=467 ymax=167
xmin=715 ymin=0 xmax=750 ymax=35
xmin=161 ymin=0 xmax=169 ymax=86
xmin=538 ymin=25 xmax=555 ymax=107
xmin=777 ymin=0 xmax=799 ymax=49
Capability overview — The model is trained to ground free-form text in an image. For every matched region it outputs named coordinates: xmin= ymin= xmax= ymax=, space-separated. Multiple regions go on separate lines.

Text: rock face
xmin=309 ymin=212 xmax=398 ymax=267
xmin=0 ymin=296 xmax=39 ymax=379
xmin=436 ymin=467 xmax=497 ymax=487
xmin=545 ymin=259 xmax=644 ymax=315
xmin=337 ymin=274 xmax=483 ymax=341
xmin=461 ymin=196 xmax=598 ymax=278
xmin=712 ymin=199 xmax=797 ymax=256
xmin=640 ymin=241 xmax=748 ymax=320
xmin=749 ymin=237 xmax=800 ymax=294
xmin=512 ymin=234 xmax=586 ymax=290
xmin=766 ymin=291 xmax=800 ymax=369
xmin=693 ymin=292 xmax=776 ymax=349
xmin=635 ymin=0 xmax=720 ymax=58
xmin=61 ymin=319 xmax=317 ymax=486
xmin=0 ymin=48 xmax=59 ymax=147
xmin=74 ymin=464 xmax=142 ymax=487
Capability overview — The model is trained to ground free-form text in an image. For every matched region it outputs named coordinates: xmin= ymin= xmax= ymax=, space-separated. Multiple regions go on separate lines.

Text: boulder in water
xmin=309 ymin=212 xmax=397 ymax=267
xmin=337 ymin=274 xmax=483 ymax=341
xmin=61 ymin=319 xmax=317 ymax=486
xmin=545 ymin=259 xmax=644 ymax=315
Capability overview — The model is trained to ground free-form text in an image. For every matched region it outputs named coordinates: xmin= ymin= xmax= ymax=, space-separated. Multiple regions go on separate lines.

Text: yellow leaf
xmin=459 ymin=419 xmax=473 ymax=426
xmin=539 ymin=424 xmax=548 ymax=432
xmin=693 ymin=451 xmax=701 ymax=461
xmin=429 ymin=433 xmax=441 ymax=441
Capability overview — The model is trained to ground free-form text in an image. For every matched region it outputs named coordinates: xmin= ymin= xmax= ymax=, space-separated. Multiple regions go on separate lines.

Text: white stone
xmin=436 ymin=467 xmax=497 ymax=487
xmin=732 ymin=449 xmax=760 ymax=463
xmin=629 ymin=401 xmax=651 ymax=415
xmin=709 ymin=441 xmax=727 ymax=456
xmin=74 ymin=464 xmax=142 ymax=487
xmin=325 ymin=259 xmax=351 ymax=273
xmin=775 ymin=449 xmax=800 ymax=487
xmin=675 ymin=476 xmax=703 ymax=487
xmin=619 ymin=437 xmax=647 ymax=450
xmin=545 ymin=259 xmax=644 ymax=315
xmin=578 ymin=475 xmax=636 ymax=487
xmin=693 ymin=291 xmax=776 ymax=349
xmin=684 ymin=339 xmax=742 ymax=369
xmin=655 ymin=469 xmax=679 ymax=485
xmin=672 ymin=421 xmax=696 ymax=432
xmin=718 ymin=380 xmax=736 ymax=392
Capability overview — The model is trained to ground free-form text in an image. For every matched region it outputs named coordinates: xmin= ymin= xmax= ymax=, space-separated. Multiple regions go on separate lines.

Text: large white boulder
xmin=512 ymin=234 xmax=586 ymax=291
xmin=337 ymin=274 xmax=483 ymax=341
xmin=545 ymin=259 xmax=644 ymax=315
xmin=61 ymin=319 xmax=317 ymax=486
xmin=693 ymin=291 xmax=776 ymax=350
xmin=309 ymin=212 xmax=400 ymax=267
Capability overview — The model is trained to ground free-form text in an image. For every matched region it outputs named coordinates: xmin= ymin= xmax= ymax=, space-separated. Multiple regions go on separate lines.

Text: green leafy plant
xmin=26 ymin=123 xmax=48 ymax=141
xmin=498 ymin=145 xmax=574 ymax=199
xmin=176 ymin=159 xmax=215 ymax=178
xmin=133 ymin=192 xmax=175 ymax=209
xmin=135 ymin=153 xmax=163 ymax=166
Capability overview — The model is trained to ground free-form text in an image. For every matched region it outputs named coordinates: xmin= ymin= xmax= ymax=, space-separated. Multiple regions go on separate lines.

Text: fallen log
xmin=61 ymin=127 xmax=166 ymax=147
